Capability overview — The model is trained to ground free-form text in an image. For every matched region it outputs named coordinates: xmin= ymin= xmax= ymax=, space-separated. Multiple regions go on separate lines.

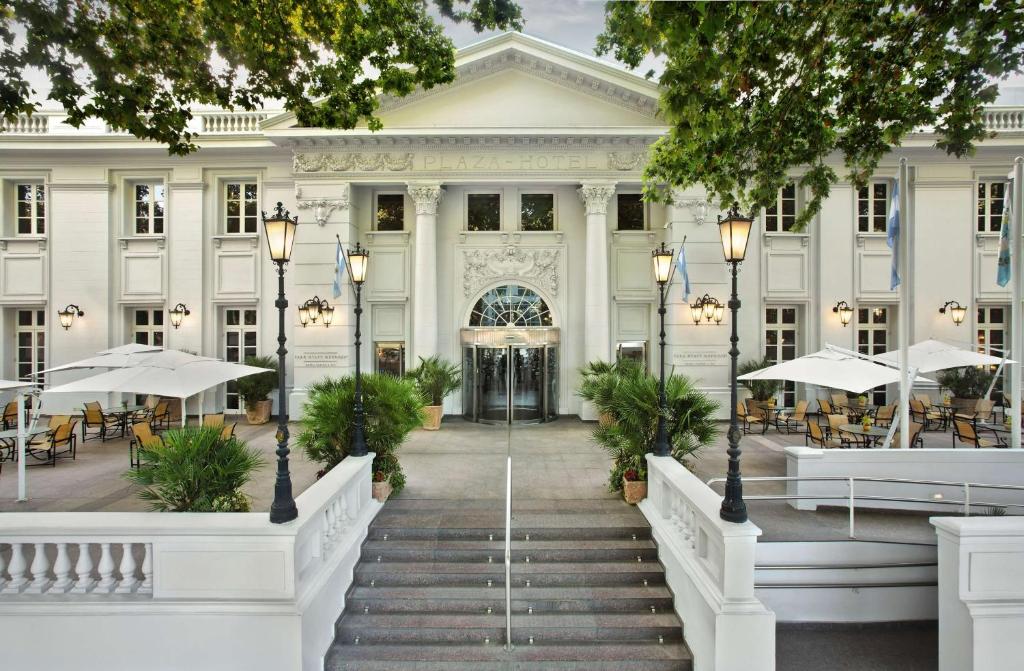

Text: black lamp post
xmin=652 ymin=243 xmax=674 ymax=457
xmin=262 ymin=202 xmax=299 ymax=524
xmin=347 ymin=243 xmax=370 ymax=457
xmin=718 ymin=204 xmax=754 ymax=524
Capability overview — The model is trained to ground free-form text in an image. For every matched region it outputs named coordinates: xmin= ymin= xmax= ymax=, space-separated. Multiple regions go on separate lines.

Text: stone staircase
xmin=325 ymin=499 xmax=693 ymax=670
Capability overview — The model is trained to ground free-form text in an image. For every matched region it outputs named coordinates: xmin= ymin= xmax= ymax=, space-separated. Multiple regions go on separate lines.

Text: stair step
xmin=325 ymin=643 xmax=692 ymax=670
xmin=347 ymin=585 xmax=674 ymax=613
xmin=367 ymin=526 xmax=653 ymax=541
xmin=354 ymin=562 xmax=667 ymax=587
xmin=361 ymin=539 xmax=658 ymax=563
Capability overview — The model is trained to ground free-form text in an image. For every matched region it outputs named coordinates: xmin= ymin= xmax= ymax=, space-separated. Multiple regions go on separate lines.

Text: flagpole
xmin=898 ymin=158 xmax=910 ymax=450
xmin=1012 ymin=157 xmax=1023 ymax=449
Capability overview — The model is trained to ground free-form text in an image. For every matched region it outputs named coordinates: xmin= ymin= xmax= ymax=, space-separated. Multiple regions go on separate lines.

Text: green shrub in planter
xmin=297 ymin=373 xmax=424 ymax=494
xmin=937 ymin=366 xmax=994 ymax=399
xmin=737 ymin=356 xmax=782 ymax=402
xmin=235 ymin=355 xmax=279 ymax=411
xmin=406 ymin=355 xmax=461 ymax=406
xmin=124 ymin=427 xmax=264 ymax=512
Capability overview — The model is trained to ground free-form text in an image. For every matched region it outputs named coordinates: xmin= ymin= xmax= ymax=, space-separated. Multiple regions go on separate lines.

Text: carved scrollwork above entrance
xmin=462 ymin=246 xmax=560 ymax=298
xmin=293 ymin=152 xmax=414 ymax=173
xmin=607 ymin=151 xmax=644 ymax=170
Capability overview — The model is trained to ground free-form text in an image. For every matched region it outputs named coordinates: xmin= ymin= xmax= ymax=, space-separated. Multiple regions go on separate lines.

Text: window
xmin=978 ymin=182 xmax=1006 ymax=233
xmin=467 ymin=193 xmax=501 ymax=231
xmin=520 ymin=193 xmax=554 ymax=231
xmin=225 ymin=181 xmax=258 ymax=233
xmin=616 ymin=341 xmax=647 ymax=368
xmin=469 ymin=285 xmax=552 ymax=327
xmin=977 ymin=306 xmax=1007 ymax=391
xmin=376 ymin=194 xmax=404 ymax=231
xmin=857 ymin=306 xmax=890 ymax=406
xmin=617 ymin=194 xmax=644 ymax=231
xmin=857 ymin=182 xmax=890 ymax=233
xmin=765 ymin=307 xmax=798 ymax=407
xmin=376 ymin=342 xmax=406 ymax=377
xmin=132 ymin=309 xmax=165 ymax=347
xmin=764 ymin=183 xmax=797 ymax=232
xmin=224 ymin=308 xmax=258 ymax=411
xmin=15 ymin=309 xmax=45 ymax=382
xmin=133 ymin=183 xmax=166 ymax=234
xmin=15 ymin=183 xmax=45 ymax=235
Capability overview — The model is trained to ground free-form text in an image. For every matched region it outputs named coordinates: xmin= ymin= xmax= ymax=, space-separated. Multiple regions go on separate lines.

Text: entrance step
xmin=325 ymin=499 xmax=692 ymax=670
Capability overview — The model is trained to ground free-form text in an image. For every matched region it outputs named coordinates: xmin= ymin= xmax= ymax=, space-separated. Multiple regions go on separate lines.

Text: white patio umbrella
xmin=873 ymin=339 xmax=1013 ymax=373
xmin=0 ymin=378 xmax=37 ymax=502
xmin=42 ymin=358 xmax=271 ymax=427
xmin=737 ymin=347 xmax=927 ymax=394
xmin=37 ymin=345 xmax=212 ymax=375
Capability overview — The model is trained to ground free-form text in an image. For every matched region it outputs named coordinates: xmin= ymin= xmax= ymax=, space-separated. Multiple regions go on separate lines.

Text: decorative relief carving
xmin=607 ymin=151 xmax=644 ymax=171
xmin=407 ymin=183 xmax=444 ymax=215
xmin=462 ymin=246 xmax=560 ymax=297
xmin=577 ymin=184 xmax=616 ymax=216
xmin=293 ymin=152 xmax=413 ymax=173
xmin=296 ymin=197 xmax=349 ymax=226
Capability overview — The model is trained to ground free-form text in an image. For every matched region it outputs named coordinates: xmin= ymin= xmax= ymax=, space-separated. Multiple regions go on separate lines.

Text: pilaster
xmin=408 ymin=182 xmax=444 ymax=365
xmin=578 ymin=182 xmax=615 ymax=420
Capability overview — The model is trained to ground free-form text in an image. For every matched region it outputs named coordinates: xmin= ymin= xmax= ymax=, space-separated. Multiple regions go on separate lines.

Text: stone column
xmin=578 ymin=182 xmax=616 ymax=421
xmin=408 ymin=183 xmax=443 ymax=364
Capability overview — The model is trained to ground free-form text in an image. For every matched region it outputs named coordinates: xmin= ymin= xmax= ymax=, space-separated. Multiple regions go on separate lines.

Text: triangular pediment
xmin=262 ymin=32 xmax=661 ymax=132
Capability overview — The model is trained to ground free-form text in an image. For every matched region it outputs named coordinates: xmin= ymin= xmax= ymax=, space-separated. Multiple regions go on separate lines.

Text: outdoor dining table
xmin=102 ymin=405 xmax=145 ymax=438
xmin=841 ymin=404 xmax=877 ymax=423
xmin=838 ymin=423 xmax=891 ymax=448
xmin=0 ymin=427 xmax=52 ymax=462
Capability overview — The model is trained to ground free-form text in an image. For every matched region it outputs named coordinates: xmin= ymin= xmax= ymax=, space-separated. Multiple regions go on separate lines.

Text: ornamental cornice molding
xmin=283 ymin=134 xmax=658 ymax=152
xmin=407 ymin=183 xmax=444 ymax=214
xmin=462 ymin=245 xmax=561 ymax=298
xmin=377 ymin=49 xmax=660 ymax=118
xmin=578 ymin=183 xmax=617 ymax=215
xmin=293 ymin=151 xmax=413 ymax=173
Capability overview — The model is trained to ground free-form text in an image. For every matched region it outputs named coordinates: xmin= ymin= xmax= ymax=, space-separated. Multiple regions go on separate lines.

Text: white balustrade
xmin=984 ymin=108 xmax=1024 ymax=132
xmin=0 ymin=541 xmax=153 ymax=596
xmin=0 ymin=113 xmax=49 ymax=133
xmin=199 ymin=112 xmax=268 ymax=134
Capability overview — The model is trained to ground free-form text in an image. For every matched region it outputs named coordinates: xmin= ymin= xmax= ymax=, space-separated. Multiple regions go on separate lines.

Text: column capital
xmin=407 ymin=182 xmax=444 ymax=215
xmin=577 ymin=183 xmax=616 ymax=216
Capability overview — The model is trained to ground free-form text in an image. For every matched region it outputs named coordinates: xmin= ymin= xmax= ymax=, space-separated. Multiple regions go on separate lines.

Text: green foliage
xmin=124 ymin=427 xmax=264 ymax=512
xmin=0 ymin=1 xmax=522 ymax=154
xmin=578 ymin=361 xmax=718 ymax=491
xmin=597 ymin=2 xmax=1024 ymax=229
xmin=407 ymin=355 xmax=462 ymax=406
xmin=737 ymin=356 xmax=782 ymax=402
xmin=937 ymin=366 xmax=995 ymax=399
xmin=297 ymin=373 xmax=423 ymax=494
xmin=235 ymin=355 xmax=278 ymax=411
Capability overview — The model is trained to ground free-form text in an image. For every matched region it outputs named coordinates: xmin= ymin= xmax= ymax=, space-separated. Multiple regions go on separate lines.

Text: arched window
xmin=469 ymin=285 xmax=552 ymax=327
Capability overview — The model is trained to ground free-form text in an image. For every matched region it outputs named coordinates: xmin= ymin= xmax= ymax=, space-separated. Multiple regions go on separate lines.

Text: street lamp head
xmin=168 ymin=303 xmax=190 ymax=329
xmin=833 ymin=300 xmax=854 ymax=327
xmin=348 ymin=242 xmax=370 ymax=285
xmin=652 ymin=242 xmax=674 ymax=285
xmin=939 ymin=300 xmax=967 ymax=326
xmin=262 ymin=202 xmax=298 ymax=263
xmin=57 ymin=304 xmax=84 ymax=330
xmin=718 ymin=203 xmax=754 ymax=263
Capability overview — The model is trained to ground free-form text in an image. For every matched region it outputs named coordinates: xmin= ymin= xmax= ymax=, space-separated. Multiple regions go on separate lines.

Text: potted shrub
xmin=579 ymin=360 xmax=619 ymax=426
xmin=737 ymin=356 xmax=782 ymax=415
xmin=235 ymin=355 xmax=278 ymax=425
xmin=937 ymin=366 xmax=994 ymax=411
xmin=124 ymin=427 xmax=264 ymax=511
xmin=372 ymin=470 xmax=392 ymax=502
xmin=407 ymin=355 xmax=461 ymax=431
xmin=622 ymin=468 xmax=647 ymax=505
xmin=578 ymin=361 xmax=718 ymax=504
xmin=297 ymin=373 xmax=424 ymax=496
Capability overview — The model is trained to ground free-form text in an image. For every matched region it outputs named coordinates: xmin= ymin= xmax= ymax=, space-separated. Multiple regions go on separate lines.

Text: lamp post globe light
xmin=348 ymin=243 xmax=370 ymax=458
xmin=651 ymin=242 xmax=674 ymax=458
xmin=262 ymin=202 xmax=299 ymax=524
xmin=719 ymin=204 xmax=754 ymax=524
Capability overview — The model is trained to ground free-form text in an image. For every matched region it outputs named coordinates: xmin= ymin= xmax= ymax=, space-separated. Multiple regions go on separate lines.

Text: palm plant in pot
xmin=737 ymin=356 xmax=782 ymax=415
xmin=234 ymin=355 xmax=278 ymax=424
xmin=407 ymin=355 xmax=461 ymax=430
xmin=579 ymin=359 xmax=619 ymax=427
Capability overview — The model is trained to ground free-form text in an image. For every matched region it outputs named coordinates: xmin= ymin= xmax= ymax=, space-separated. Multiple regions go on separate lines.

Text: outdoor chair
xmin=775 ymin=400 xmax=808 ymax=435
xmin=203 ymin=413 xmax=225 ymax=428
xmin=2 ymin=400 xmax=17 ymax=429
xmin=47 ymin=414 xmax=71 ymax=430
xmin=151 ymin=401 xmax=171 ymax=431
xmin=220 ymin=422 xmax=237 ymax=440
xmin=738 ymin=401 xmax=764 ymax=434
xmin=808 ymin=422 xmax=843 ymax=449
xmin=81 ymin=401 xmax=121 ymax=442
xmin=27 ymin=420 xmax=77 ymax=466
xmin=915 ymin=393 xmax=934 ymax=407
xmin=873 ymin=404 xmax=896 ymax=428
xmin=952 ymin=419 xmax=1000 ymax=449
xmin=817 ymin=398 xmax=834 ymax=416
xmin=974 ymin=399 xmax=995 ymax=423
xmin=893 ymin=421 xmax=925 ymax=449
xmin=826 ymin=413 xmax=856 ymax=447
xmin=129 ymin=421 xmax=164 ymax=469
xmin=830 ymin=393 xmax=849 ymax=412
xmin=909 ymin=399 xmax=944 ymax=432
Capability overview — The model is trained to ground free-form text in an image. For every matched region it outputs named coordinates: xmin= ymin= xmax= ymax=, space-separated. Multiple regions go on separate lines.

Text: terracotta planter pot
xmin=622 ymin=478 xmax=647 ymax=505
xmin=952 ymin=397 xmax=980 ymax=413
xmin=422 ymin=405 xmax=443 ymax=431
xmin=372 ymin=481 xmax=392 ymax=503
xmin=245 ymin=399 xmax=272 ymax=425
xmin=598 ymin=411 xmax=615 ymax=428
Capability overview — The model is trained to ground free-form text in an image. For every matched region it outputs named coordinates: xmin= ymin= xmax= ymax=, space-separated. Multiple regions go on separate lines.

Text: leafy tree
xmin=1 ymin=0 xmax=522 ymax=154
xmin=598 ymin=1 xmax=1024 ymax=229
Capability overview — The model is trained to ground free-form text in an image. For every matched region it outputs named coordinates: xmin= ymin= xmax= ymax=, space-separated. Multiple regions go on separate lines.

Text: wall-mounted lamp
xmin=168 ymin=303 xmax=191 ymax=329
xmin=690 ymin=293 xmax=724 ymax=325
xmin=939 ymin=300 xmax=967 ymax=326
xmin=57 ymin=304 xmax=84 ymax=330
xmin=298 ymin=296 xmax=334 ymax=327
xmin=832 ymin=300 xmax=854 ymax=327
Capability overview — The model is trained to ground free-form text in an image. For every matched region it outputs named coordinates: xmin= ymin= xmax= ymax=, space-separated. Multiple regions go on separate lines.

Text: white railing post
xmin=115 ymin=542 xmax=139 ymax=593
xmin=963 ymin=482 xmax=971 ymax=517
xmin=51 ymin=542 xmax=72 ymax=593
xmin=848 ymin=478 xmax=856 ymax=539
xmin=3 ymin=543 xmax=29 ymax=593
xmin=26 ymin=543 xmax=52 ymax=594
xmin=95 ymin=543 xmax=117 ymax=593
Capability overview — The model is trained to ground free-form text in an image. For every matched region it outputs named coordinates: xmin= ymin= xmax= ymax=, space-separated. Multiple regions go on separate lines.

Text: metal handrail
xmin=504 ymin=453 xmax=512 ymax=651
xmin=705 ymin=475 xmax=1024 ymax=538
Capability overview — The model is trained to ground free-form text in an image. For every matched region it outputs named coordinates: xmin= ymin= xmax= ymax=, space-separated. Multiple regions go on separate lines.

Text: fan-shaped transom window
xmin=469 ymin=285 xmax=552 ymax=327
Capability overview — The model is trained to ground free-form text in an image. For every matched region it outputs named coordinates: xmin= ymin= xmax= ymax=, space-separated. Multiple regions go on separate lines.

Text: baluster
xmin=115 ymin=543 xmax=139 ymax=593
xmin=95 ymin=543 xmax=117 ymax=593
xmin=325 ymin=503 xmax=337 ymax=543
xmin=2 ymin=543 xmax=29 ymax=593
xmin=50 ymin=543 xmax=73 ymax=593
xmin=26 ymin=542 xmax=53 ymax=594
xmin=70 ymin=543 xmax=96 ymax=593
xmin=139 ymin=544 xmax=154 ymax=594
xmin=0 ymin=544 xmax=8 ymax=591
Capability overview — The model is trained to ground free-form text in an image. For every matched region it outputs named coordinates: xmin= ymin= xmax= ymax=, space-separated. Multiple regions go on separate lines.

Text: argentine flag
xmin=998 ymin=176 xmax=1013 ymax=288
xmin=677 ymin=245 xmax=691 ymax=301
xmin=887 ymin=180 xmax=900 ymax=290
xmin=332 ymin=239 xmax=347 ymax=299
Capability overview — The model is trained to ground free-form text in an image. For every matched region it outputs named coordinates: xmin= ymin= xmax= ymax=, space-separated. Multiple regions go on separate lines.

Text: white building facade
xmin=1 ymin=32 xmax=1023 ymax=420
